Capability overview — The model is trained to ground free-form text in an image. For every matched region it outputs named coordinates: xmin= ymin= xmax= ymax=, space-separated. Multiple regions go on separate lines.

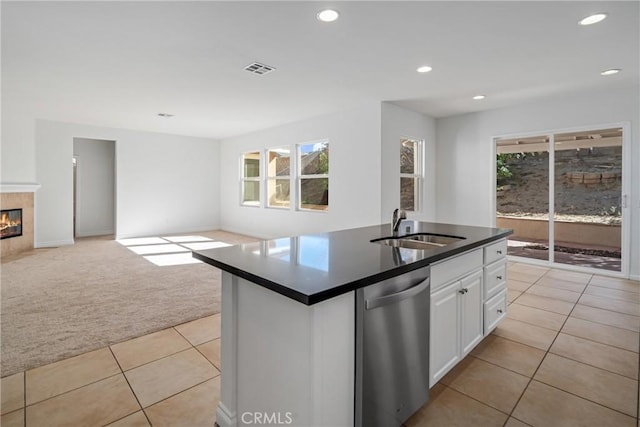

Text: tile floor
xmin=1 ymin=263 xmax=639 ymax=426
xmin=406 ymin=263 xmax=640 ymax=427
xmin=1 ymin=315 xmax=222 ymax=426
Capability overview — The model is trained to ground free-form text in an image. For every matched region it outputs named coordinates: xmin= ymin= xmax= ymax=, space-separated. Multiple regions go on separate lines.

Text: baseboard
xmin=115 ymin=224 xmax=219 ymax=240
xmin=215 ymin=402 xmax=237 ymax=427
xmin=35 ymin=239 xmax=74 ymax=248
xmin=75 ymin=229 xmax=114 ymax=237
xmin=630 ymin=274 xmax=640 ymax=282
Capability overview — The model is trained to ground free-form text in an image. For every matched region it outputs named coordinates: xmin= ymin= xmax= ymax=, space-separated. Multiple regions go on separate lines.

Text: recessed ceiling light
xmin=601 ymin=68 xmax=621 ymax=76
xmin=317 ymin=9 xmax=339 ymax=22
xmin=157 ymin=113 xmax=174 ymax=118
xmin=472 ymin=95 xmax=486 ymax=100
xmin=579 ymin=13 xmax=607 ymax=26
xmin=416 ymin=65 xmax=432 ymax=73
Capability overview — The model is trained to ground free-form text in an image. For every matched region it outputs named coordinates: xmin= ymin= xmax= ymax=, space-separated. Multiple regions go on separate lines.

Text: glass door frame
xmin=491 ymin=122 xmax=631 ymax=278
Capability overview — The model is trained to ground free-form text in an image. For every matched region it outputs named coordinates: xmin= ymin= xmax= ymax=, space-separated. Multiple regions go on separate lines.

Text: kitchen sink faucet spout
xmin=392 ymin=208 xmax=407 ymax=234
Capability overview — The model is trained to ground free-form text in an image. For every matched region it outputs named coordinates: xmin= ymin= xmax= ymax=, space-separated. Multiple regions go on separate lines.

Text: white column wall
xmin=435 ymin=85 xmax=640 ymax=279
xmin=381 ymin=102 xmax=437 ymax=223
xmin=34 ymin=119 xmax=220 ymax=246
xmin=219 ymin=104 xmax=382 ymax=239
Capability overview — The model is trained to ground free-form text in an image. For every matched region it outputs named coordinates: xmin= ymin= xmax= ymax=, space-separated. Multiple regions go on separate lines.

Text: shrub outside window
xmin=267 ymin=147 xmax=291 ymax=208
xmin=241 ymin=151 xmax=261 ymax=206
xmin=400 ymin=138 xmax=422 ymax=211
xmin=298 ymin=141 xmax=329 ymax=211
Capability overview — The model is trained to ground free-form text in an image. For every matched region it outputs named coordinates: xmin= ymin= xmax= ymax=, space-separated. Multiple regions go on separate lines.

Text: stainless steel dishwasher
xmin=355 ymin=266 xmax=430 ymax=427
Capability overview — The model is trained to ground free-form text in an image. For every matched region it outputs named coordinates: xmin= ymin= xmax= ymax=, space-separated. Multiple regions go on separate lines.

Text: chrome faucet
xmin=392 ymin=208 xmax=407 ymax=234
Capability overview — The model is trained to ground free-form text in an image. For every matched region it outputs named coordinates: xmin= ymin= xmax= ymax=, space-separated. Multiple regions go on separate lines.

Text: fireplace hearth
xmin=1 ymin=208 xmax=23 ymax=239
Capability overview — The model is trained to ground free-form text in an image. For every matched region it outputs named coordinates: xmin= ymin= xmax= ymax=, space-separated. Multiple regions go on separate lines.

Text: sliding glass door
xmin=553 ymin=129 xmax=623 ymax=271
xmin=496 ymin=136 xmax=549 ymax=262
xmin=496 ymin=127 xmax=625 ymax=273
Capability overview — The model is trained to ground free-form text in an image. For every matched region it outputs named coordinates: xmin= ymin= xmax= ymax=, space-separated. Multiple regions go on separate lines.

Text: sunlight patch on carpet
xmin=127 ymin=244 xmax=189 ymax=255
xmin=144 ymin=253 xmax=202 ymax=266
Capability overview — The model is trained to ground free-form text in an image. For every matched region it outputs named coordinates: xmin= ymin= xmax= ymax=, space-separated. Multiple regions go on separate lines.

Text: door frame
xmin=73 ymin=155 xmax=79 ymax=238
xmin=72 ymin=138 xmax=117 ymax=240
xmin=491 ymin=121 xmax=631 ymax=278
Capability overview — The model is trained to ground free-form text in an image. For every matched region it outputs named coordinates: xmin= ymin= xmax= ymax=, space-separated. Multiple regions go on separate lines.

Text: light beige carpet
xmin=0 ymin=230 xmax=257 ymax=376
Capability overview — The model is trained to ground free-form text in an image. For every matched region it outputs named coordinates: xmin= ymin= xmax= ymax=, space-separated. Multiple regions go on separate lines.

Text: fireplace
xmin=1 ymin=185 xmax=38 ymax=255
xmin=1 ymin=208 xmax=23 ymax=239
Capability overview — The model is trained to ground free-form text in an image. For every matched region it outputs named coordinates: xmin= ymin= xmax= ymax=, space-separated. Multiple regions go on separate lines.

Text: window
xmin=241 ymin=151 xmax=261 ymax=206
xmin=267 ymin=147 xmax=291 ymax=208
xmin=400 ymin=138 xmax=422 ymax=211
xmin=298 ymin=141 xmax=329 ymax=211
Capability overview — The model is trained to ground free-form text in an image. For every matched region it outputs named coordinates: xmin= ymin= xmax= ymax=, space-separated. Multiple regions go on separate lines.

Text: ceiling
xmin=2 ymin=1 xmax=638 ymax=140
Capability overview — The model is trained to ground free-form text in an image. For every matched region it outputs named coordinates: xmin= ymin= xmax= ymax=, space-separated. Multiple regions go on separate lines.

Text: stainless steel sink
xmin=371 ymin=233 xmax=465 ymax=249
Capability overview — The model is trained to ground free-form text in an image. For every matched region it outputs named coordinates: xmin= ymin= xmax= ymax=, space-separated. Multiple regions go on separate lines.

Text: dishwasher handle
xmin=365 ymin=277 xmax=430 ymax=310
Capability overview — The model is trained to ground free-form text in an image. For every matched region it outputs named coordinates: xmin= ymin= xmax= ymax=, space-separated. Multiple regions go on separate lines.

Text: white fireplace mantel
xmin=1 ymin=183 xmax=42 ymax=193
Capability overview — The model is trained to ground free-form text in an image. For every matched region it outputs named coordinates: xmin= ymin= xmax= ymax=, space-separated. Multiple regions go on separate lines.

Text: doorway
xmin=495 ymin=126 xmax=629 ymax=275
xmin=73 ymin=138 xmax=116 ymax=238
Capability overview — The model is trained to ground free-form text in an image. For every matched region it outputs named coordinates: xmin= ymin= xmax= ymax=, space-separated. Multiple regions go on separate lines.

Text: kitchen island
xmin=193 ymin=222 xmax=512 ymax=427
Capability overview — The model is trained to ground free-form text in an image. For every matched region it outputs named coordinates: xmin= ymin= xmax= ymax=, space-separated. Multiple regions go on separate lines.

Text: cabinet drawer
xmin=484 ymin=259 xmax=507 ymax=300
xmin=431 ymin=249 xmax=483 ymax=291
xmin=484 ymin=289 xmax=507 ymax=335
xmin=484 ymin=239 xmax=507 ymax=264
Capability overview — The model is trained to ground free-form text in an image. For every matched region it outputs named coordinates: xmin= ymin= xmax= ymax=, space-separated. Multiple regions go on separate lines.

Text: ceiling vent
xmin=244 ymin=62 xmax=276 ymax=75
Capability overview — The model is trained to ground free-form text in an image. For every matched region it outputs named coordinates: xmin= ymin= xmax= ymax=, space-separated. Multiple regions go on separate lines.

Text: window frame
xmin=297 ymin=140 xmax=329 ymax=212
xmin=240 ymin=151 xmax=262 ymax=207
xmin=400 ymin=137 xmax=423 ymax=212
xmin=266 ymin=146 xmax=292 ymax=210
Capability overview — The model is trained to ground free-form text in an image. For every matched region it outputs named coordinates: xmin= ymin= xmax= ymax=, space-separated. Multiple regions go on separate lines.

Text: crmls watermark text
xmin=241 ymin=412 xmax=293 ymax=425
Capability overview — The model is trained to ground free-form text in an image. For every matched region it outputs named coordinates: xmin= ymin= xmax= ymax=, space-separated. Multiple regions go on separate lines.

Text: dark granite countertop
xmin=193 ymin=222 xmax=512 ymax=306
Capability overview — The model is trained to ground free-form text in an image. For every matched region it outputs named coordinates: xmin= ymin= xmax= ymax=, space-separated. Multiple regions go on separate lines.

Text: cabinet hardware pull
xmin=497 ymin=250 xmax=502 ymax=254
xmin=497 ymin=309 xmax=503 ymax=313
xmin=463 ymin=288 xmax=468 ymax=293
xmin=497 ymin=275 xmax=502 ymax=280
xmin=458 ymin=289 xmax=465 ymax=294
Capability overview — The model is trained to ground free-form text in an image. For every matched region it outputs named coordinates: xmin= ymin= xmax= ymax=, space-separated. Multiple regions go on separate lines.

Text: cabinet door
xmin=484 ymin=258 xmax=507 ymax=300
xmin=430 ymin=280 xmax=460 ymax=387
xmin=484 ymin=289 xmax=508 ymax=334
xmin=460 ymin=270 xmax=483 ymax=355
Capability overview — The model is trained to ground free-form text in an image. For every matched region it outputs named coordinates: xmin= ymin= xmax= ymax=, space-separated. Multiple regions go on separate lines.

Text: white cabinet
xmin=484 ymin=258 xmax=507 ymax=300
xmin=460 ymin=271 xmax=483 ymax=355
xmin=484 ymin=289 xmax=508 ymax=334
xmin=430 ymin=280 xmax=460 ymax=384
xmin=431 ymin=249 xmax=483 ymax=290
xmin=483 ymin=238 xmax=508 ymax=333
xmin=430 ymin=269 xmax=483 ymax=386
xmin=429 ymin=238 xmax=509 ymax=387
xmin=484 ymin=239 xmax=507 ymax=265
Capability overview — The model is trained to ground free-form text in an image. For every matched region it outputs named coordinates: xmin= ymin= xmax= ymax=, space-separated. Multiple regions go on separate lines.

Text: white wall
xmin=73 ymin=138 xmax=115 ymax=237
xmin=219 ymin=104 xmax=382 ymax=239
xmin=1 ymin=108 xmax=37 ymax=183
xmin=381 ymin=102 xmax=437 ymax=223
xmin=435 ymin=84 xmax=640 ymax=279
xmin=35 ymin=120 xmax=220 ymax=246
